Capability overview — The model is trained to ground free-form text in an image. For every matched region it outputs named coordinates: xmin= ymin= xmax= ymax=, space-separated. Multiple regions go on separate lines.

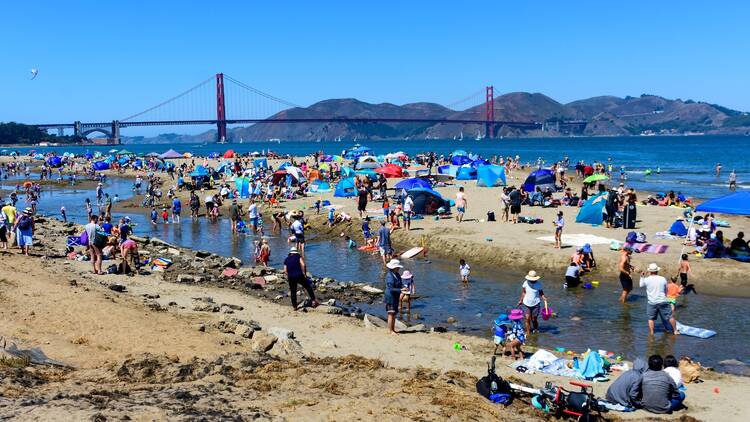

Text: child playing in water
xmin=399 ymin=271 xmax=415 ymax=315
xmin=504 ymin=309 xmax=526 ymax=360
xmin=667 ymin=276 xmax=684 ymax=312
xmin=459 ymin=259 xmax=470 ymax=282
xmin=492 ymin=314 xmax=509 ymax=355
xmin=678 ymin=254 xmax=691 ymax=287
xmin=150 ymin=207 xmax=158 ymax=225
xmin=161 ymin=208 xmax=169 ymax=224
xmin=60 ymin=206 xmax=67 ymax=222
xmin=345 ymin=235 xmax=357 ymax=249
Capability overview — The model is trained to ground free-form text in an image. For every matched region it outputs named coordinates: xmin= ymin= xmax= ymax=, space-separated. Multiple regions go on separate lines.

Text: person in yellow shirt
xmin=1 ymin=201 xmax=17 ymax=246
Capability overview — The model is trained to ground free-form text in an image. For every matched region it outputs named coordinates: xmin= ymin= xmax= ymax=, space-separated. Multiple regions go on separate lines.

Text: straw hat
xmin=401 ymin=270 xmax=413 ymax=279
xmin=386 ymin=259 xmax=403 ymax=270
xmin=509 ymin=309 xmax=524 ymax=320
xmin=524 ymin=270 xmax=541 ymax=281
xmin=647 ymin=263 xmax=660 ymax=272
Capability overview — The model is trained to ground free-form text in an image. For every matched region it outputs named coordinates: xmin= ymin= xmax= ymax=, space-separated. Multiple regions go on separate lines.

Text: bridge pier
xmin=74 ymin=121 xmax=82 ymax=138
xmin=111 ymin=120 xmax=121 ymax=144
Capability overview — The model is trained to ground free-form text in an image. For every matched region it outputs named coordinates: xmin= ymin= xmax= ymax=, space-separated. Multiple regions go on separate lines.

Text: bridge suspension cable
xmin=443 ymin=88 xmax=486 ymax=110
xmin=120 ymin=76 xmax=215 ymax=122
xmin=223 ymin=74 xmax=301 ymax=109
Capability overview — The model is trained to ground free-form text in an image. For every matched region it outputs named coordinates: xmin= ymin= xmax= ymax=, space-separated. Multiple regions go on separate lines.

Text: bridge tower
xmin=74 ymin=121 xmax=82 ymax=139
xmin=111 ymin=120 xmax=121 ymax=144
xmin=216 ymin=73 xmax=227 ymax=142
xmin=485 ymin=86 xmax=494 ymax=139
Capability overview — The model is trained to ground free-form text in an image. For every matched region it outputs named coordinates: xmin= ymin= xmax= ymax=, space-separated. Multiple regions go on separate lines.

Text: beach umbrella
xmin=223 ymin=149 xmax=235 ymax=158
xmin=145 ymin=152 xmax=160 ymax=157
xmin=451 ymin=155 xmax=473 ymax=166
xmin=159 ymin=149 xmax=183 ymax=159
xmin=284 ymin=166 xmax=305 ymax=181
xmin=523 ymin=169 xmax=556 ymax=193
xmin=117 ymin=149 xmax=135 ymax=156
xmin=355 ymin=169 xmax=377 ymax=178
xmin=583 ymin=174 xmax=609 ymax=184
xmin=374 ymin=164 xmax=404 ymax=178
xmin=331 ymin=155 xmax=345 ymax=162
xmin=395 ymin=178 xmax=432 ymax=190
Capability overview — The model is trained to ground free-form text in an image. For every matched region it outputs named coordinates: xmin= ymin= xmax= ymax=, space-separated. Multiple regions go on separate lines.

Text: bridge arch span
xmin=81 ymin=128 xmax=113 ymax=138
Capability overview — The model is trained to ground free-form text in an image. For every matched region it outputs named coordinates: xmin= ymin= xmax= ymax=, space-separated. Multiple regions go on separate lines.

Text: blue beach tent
xmin=189 ymin=166 xmax=209 ymax=178
xmin=46 ymin=156 xmax=63 ymax=167
xmin=92 ymin=161 xmax=110 ymax=171
xmin=455 ymin=165 xmax=477 ymax=180
xmin=696 ymin=191 xmax=750 ymax=215
xmin=309 ymin=180 xmax=332 ymax=193
xmin=395 ymin=178 xmax=432 ymax=191
xmin=341 ymin=166 xmax=355 ymax=178
xmin=253 ymin=158 xmax=268 ymax=169
xmin=345 ymin=146 xmax=373 ymax=160
xmin=451 ymin=149 xmax=468 ymax=157
xmin=407 ymin=187 xmax=450 ymax=215
xmin=476 ymin=165 xmax=506 ymax=187
xmin=575 ymin=193 xmax=607 ymax=225
xmin=437 ymin=165 xmax=458 ymax=178
xmin=451 ymin=155 xmax=473 ymax=166
xmin=234 ymin=177 xmax=250 ymax=198
xmin=522 ymin=169 xmax=556 ymax=193
xmin=669 ymin=220 xmax=688 ymax=236
xmin=334 ymin=178 xmax=357 ymax=197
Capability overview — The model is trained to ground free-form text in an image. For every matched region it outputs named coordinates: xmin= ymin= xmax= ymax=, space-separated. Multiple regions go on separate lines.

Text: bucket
xmin=541 ymin=300 xmax=554 ymax=321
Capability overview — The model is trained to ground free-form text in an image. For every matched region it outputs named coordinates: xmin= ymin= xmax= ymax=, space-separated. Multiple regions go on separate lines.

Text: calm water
xmin=2 ymin=172 xmax=748 ymax=373
xmin=7 ymin=134 xmax=750 ymax=198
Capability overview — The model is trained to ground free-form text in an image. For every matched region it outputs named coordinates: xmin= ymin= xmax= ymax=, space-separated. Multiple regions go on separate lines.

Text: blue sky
xmin=1 ymin=1 xmax=749 ymax=135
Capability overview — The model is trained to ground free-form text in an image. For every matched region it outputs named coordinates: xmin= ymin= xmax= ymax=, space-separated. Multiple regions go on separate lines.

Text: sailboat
xmin=475 ymin=130 xmax=482 ymax=141
xmin=458 ymin=131 xmax=464 ymax=141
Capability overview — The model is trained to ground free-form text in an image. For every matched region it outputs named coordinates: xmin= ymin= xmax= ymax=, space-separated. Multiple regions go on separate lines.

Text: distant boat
xmin=475 ymin=130 xmax=482 ymax=141
xmin=335 ymin=136 xmax=342 ymax=142
xmin=269 ymin=138 xmax=281 ymax=143
xmin=459 ymin=131 xmax=464 ymax=141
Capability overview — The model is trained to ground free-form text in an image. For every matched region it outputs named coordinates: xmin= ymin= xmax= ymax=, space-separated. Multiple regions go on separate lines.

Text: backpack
xmin=487 ymin=211 xmax=496 ymax=222
xmin=17 ymin=215 xmax=31 ymax=230
xmin=636 ymin=232 xmax=647 ymax=243
xmin=625 ymin=231 xmax=637 ymax=244
xmin=476 ymin=356 xmax=511 ymax=400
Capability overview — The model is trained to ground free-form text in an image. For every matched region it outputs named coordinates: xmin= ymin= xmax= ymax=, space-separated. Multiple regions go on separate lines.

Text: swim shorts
xmin=647 ymin=302 xmax=673 ymax=321
xmin=521 ymin=303 xmax=540 ymax=318
xmin=295 ymin=234 xmax=305 ymax=244
xmin=619 ymin=273 xmax=633 ymax=291
xmin=679 ymin=273 xmax=688 ymax=286
xmin=511 ymin=204 xmax=521 ymax=214
xmin=457 ymin=207 xmax=465 ymax=213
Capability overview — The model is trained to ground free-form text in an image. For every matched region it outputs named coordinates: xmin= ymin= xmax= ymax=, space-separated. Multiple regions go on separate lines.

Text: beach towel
xmin=151 ymin=257 xmax=173 ymax=268
xmin=577 ymin=350 xmax=605 ymax=379
xmin=66 ymin=236 xmax=84 ymax=247
xmin=624 ymin=243 xmax=669 ymax=254
xmin=537 ymin=233 xmax=618 ymax=248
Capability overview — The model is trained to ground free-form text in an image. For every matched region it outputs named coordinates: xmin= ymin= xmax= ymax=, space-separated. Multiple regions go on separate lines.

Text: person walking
xmin=403 ymin=195 xmax=414 ymax=231
xmin=384 ymin=259 xmax=404 ymax=335
xmin=618 ymin=247 xmax=634 ymax=303
xmin=639 ymin=263 xmax=679 ymax=336
xmin=455 ymin=187 xmax=467 ymax=222
xmin=283 ymin=247 xmax=318 ymax=310
xmin=517 ymin=270 xmax=546 ymax=335
xmin=13 ymin=208 xmax=34 ymax=256
xmin=509 ymin=187 xmax=521 ymax=224
xmin=85 ymin=214 xmax=103 ymax=274
xmin=377 ymin=220 xmax=393 ymax=265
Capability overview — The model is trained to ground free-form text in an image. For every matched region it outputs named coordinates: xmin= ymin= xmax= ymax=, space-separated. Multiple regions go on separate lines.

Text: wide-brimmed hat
xmin=401 ymin=270 xmax=413 ymax=279
xmin=647 ymin=263 xmax=660 ymax=272
xmin=525 ymin=270 xmax=541 ymax=281
xmin=23 ymin=207 xmax=32 ymax=214
xmin=289 ymin=247 xmax=299 ymax=254
xmin=386 ymin=259 xmax=403 ymax=270
xmin=509 ymin=309 xmax=524 ymax=320
xmin=494 ymin=313 xmax=510 ymax=325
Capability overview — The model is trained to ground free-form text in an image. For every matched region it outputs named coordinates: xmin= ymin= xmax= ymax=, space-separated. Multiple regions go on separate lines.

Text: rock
xmin=313 ymin=305 xmax=343 ymax=315
xmin=234 ymin=325 xmax=255 ymax=339
xmin=250 ymin=332 xmax=277 ymax=352
xmin=431 ymin=326 xmax=448 ymax=333
xmin=325 ymin=298 xmax=336 ymax=306
xmin=130 ymin=235 xmax=149 ymax=244
xmin=361 ymin=286 xmax=383 ymax=294
xmin=196 ymin=324 xmax=206 ymax=332
xmin=446 ymin=316 xmax=457 ymax=324
xmin=150 ymin=237 xmax=175 ymax=248
xmin=321 ymin=277 xmax=334 ymax=284
xmin=220 ymin=315 xmax=261 ymax=331
xmin=195 ymin=250 xmax=211 ymax=258
xmin=222 ymin=268 xmax=239 ymax=278
xmin=267 ymin=327 xmax=295 ymax=340
xmin=222 ymin=257 xmax=243 ymax=269
xmin=167 ymin=248 xmax=181 ymax=256
xmin=402 ymin=324 xmax=427 ymax=333
xmin=273 ymin=295 xmax=284 ymax=301
xmin=220 ymin=303 xmax=244 ymax=311
xmin=143 ymin=293 xmax=160 ymax=299
xmin=570 ymin=316 xmax=582 ymax=321
xmin=108 ymin=284 xmax=126 ymax=293
xmin=168 ymin=301 xmax=178 ymax=306
xmin=394 ymin=319 xmax=408 ymax=331
xmin=177 ymin=274 xmax=199 ymax=283
xmin=363 ymin=314 xmax=387 ymax=329
xmin=193 ymin=303 xmax=219 ymax=312
xmin=151 ymin=266 xmax=164 ymax=272
xmin=219 ymin=306 xmax=235 ymax=314
xmin=269 ymin=338 xmax=303 ymax=359
xmin=263 ymin=275 xmax=278 ymax=283
xmin=192 ymin=296 xmax=214 ymax=303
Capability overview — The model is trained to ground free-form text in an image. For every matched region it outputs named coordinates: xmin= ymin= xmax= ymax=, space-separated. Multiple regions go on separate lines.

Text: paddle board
xmin=676 ymin=321 xmax=716 ymax=339
xmin=401 ymin=247 xmax=424 ymax=259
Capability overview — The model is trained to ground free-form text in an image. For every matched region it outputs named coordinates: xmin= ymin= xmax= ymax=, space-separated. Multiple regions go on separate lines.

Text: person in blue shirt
xmin=362 ymin=217 xmax=372 ymax=246
xmin=150 ymin=207 xmax=158 ymax=225
xmin=172 ymin=197 xmax=182 ymax=224
xmin=384 ymin=259 xmax=404 ymax=335
xmin=100 ymin=217 xmax=114 ymax=235
xmin=328 ymin=207 xmax=335 ymax=227
xmin=377 ymin=220 xmax=392 ymax=265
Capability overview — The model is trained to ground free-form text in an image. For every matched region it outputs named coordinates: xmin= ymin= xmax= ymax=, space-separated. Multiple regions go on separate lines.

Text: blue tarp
xmin=395 ymin=178 xmax=432 ymax=190
xmin=575 ymin=193 xmax=607 ymax=225
xmin=189 ymin=166 xmax=209 ymax=177
xmin=92 ymin=161 xmax=110 ymax=171
xmin=476 ymin=165 xmax=506 ymax=187
xmin=334 ymin=178 xmax=357 ymax=197
xmin=253 ymin=158 xmax=268 ymax=169
xmin=669 ymin=220 xmax=688 ymax=236
xmin=451 ymin=155 xmax=473 ymax=166
xmin=46 ymin=156 xmax=62 ymax=167
xmin=456 ymin=165 xmax=477 ymax=180
xmin=523 ymin=169 xmax=556 ymax=193
xmin=695 ymin=191 xmax=750 ymax=215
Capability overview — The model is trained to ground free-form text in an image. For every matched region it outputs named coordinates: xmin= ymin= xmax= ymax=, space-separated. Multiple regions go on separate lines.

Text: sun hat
xmin=23 ymin=207 xmax=32 ymax=214
xmin=386 ymin=259 xmax=403 ymax=270
xmin=401 ymin=270 xmax=413 ymax=279
xmin=509 ymin=309 xmax=524 ymax=320
xmin=524 ymin=270 xmax=541 ymax=281
xmin=647 ymin=263 xmax=660 ymax=272
xmin=494 ymin=313 xmax=510 ymax=325
xmin=289 ymin=247 xmax=299 ymax=254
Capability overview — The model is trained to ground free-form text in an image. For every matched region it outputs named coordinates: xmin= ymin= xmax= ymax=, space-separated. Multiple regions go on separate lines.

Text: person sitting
xmin=704 ymin=233 xmax=726 ymax=258
xmin=641 ymin=354 xmax=684 ymax=414
xmin=730 ymin=231 xmax=749 ymax=254
xmin=605 ymin=357 xmax=646 ymax=408
xmin=530 ymin=187 xmax=543 ymax=206
xmin=581 ymin=243 xmax=597 ymax=269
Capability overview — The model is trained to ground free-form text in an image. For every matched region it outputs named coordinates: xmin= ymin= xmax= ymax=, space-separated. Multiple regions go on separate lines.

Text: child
xmin=328 ymin=207 xmax=335 ymax=227
xmin=459 ymin=258 xmax=470 ymax=282
xmin=678 ymin=254 xmax=691 ymax=287
xmin=492 ymin=314 xmax=509 ymax=355
xmin=256 ymin=213 xmax=265 ymax=236
xmin=362 ymin=217 xmax=373 ymax=246
xmin=663 ymin=355 xmax=685 ymax=390
xmin=399 ymin=270 xmax=415 ymax=314
xmin=60 ymin=206 xmax=67 ymax=222
xmin=315 ymin=199 xmax=321 ymax=215
xmin=667 ymin=276 xmax=683 ymax=312
xmin=504 ymin=309 xmax=526 ymax=360
xmin=161 ymin=208 xmax=169 ymax=224
xmin=150 ymin=207 xmax=158 ymax=225
xmin=553 ymin=211 xmax=564 ymax=249
xmin=383 ymin=198 xmax=390 ymax=219
xmin=345 ymin=235 xmax=357 ymax=249
xmin=258 ymin=239 xmax=270 ymax=267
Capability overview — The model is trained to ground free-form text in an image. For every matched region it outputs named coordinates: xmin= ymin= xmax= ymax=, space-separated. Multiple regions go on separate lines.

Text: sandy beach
xmin=1 ymin=217 xmax=749 ymax=421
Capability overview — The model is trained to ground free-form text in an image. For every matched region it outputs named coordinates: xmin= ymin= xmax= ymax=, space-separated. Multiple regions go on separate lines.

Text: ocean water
xmin=9 ymin=135 xmax=750 ymax=199
xmin=3 ymin=172 xmax=748 ymax=373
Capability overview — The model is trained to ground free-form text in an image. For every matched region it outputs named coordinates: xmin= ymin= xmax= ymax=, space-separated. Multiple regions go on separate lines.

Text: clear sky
xmin=2 ymin=0 xmax=749 ymax=135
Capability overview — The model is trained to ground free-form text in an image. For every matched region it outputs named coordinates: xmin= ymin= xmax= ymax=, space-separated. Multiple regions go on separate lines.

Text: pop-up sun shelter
xmin=355 ymin=155 xmax=381 ymax=170
xmin=408 ymin=187 xmax=450 ymax=215
xmin=235 ymin=176 xmax=251 ymax=198
xmin=476 ymin=165 xmax=506 ymax=187
xmin=159 ymin=149 xmax=183 ymax=159
xmin=679 ymin=191 xmax=750 ymax=258
xmin=309 ymin=180 xmax=332 ymax=193
xmin=523 ymin=169 xmax=556 ymax=193
xmin=575 ymin=193 xmax=607 ymax=225
xmin=46 ymin=156 xmax=63 ymax=167
xmin=334 ymin=178 xmax=357 ymax=197
xmin=395 ymin=178 xmax=432 ymax=190
xmin=455 ymin=165 xmax=477 ymax=180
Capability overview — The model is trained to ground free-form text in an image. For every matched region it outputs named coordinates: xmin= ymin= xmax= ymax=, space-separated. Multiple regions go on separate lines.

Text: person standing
xmin=283 ymin=247 xmax=318 ymax=310
xmin=455 ymin=187 xmax=467 ymax=222
xmin=639 ymin=263 xmax=679 ymax=336
xmin=500 ymin=188 xmax=511 ymax=222
xmin=618 ymin=247 xmax=634 ymax=303
xmin=229 ymin=199 xmax=240 ymax=234
xmin=553 ymin=211 xmax=564 ymax=248
xmin=172 ymin=196 xmax=182 ymax=224
xmin=357 ymin=184 xmax=369 ymax=219
xmin=377 ymin=220 xmax=393 ymax=265
xmin=517 ymin=270 xmax=546 ymax=335
xmin=247 ymin=200 xmax=259 ymax=233
xmin=403 ymin=194 xmax=414 ymax=231
xmin=85 ymin=215 xmax=103 ymax=274
xmin=290 ymin=212 xmax=306 ymax=256
xmin=729 ymin=170 xmax=737 ymax=191
xmin=13 ymin=208 xmax=34 ymax=256
xmin=384 ymin=259 xmax=404 ymax=335
xmin=508 ymin=187 xmax=521 ymax=224
xmin=1 ymin=201 xmax=16 ymax=247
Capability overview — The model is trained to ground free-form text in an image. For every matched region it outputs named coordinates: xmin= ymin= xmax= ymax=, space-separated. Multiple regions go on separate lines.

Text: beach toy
xmin=485 ymin=237 xmax=493 ymax=242
xmin=453 ymin=342 xmax=461 ymax=351
xmin=583 ymin=282 xmax=593 ymax=289
xmin=591 ymin=281 xmax=600 ymax=286
xmin=541 ymin=300 xmax=554 ymax=321
xmin=713 ymin=387 xmax=720 ymax=394
xmin=555 ymin=347 xmax=566 ymax=353
xmin=616 ymin=356 xmax=622 ymax=361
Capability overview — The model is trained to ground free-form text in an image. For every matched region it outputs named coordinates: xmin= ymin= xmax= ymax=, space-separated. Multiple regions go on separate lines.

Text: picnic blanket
xmin=537 ymin=233 xmax=618 ymax=248
xmin=1 ymin=337 xmax=70 ymax=367
xmin=625 ymin=243 xmax=669 ymax=254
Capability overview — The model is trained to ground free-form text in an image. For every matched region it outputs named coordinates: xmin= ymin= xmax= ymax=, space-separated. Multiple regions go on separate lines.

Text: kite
xmin=30 ymin=69 xmax=38 ymax=80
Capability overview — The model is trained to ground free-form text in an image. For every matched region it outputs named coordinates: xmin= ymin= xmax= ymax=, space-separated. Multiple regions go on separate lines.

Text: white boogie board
xmin=676 ymin=321 xmax=716 ymax=339
xmin=400 ymin=247 xmax=424 ymax=259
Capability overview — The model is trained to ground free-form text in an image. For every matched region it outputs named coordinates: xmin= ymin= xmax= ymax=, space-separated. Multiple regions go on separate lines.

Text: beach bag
xmin=487 ymin=211 xmax=496 ymax=222
xmin=636 ymin=233 xmax=647 ymax=243
xmin=93 ymin=231 xmax=108 ymax=248
xmin=17 ymin=215 xmax=31 ymax=230
xmin=476 ymin=356 xmax=510 ymax=400
xmin=625 ymin=231 xmax=637 ymax=244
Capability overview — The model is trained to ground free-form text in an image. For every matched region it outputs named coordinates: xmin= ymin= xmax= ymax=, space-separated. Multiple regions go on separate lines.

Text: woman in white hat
xmin=384 ymin=259 xmax=404 ymax=334
xmin=516 ymin=270 xmax=547 ymax=335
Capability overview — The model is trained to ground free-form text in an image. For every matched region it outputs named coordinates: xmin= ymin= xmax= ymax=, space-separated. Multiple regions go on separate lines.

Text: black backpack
xmin=487 ymin=211 xmax=496 ymax=222
xmin=476 ymin=356 xmax=510 ymax=398
xmin=17 ymin=215 xmax=31 ymax=230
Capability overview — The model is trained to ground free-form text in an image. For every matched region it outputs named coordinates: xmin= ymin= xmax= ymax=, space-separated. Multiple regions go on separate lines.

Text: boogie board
xmin=676 ymin=321 xmax=716 ymax=339
xmin=400 ymin=247 xmax=424 ymax=259
xmin=357 ymin=245 xmax=378 ymax=252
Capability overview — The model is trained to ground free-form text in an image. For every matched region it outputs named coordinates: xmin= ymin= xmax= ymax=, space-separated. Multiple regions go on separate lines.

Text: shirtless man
xmin=715 ymin=162 xmax=722 ymax=177
xmin=618 ymin=247 xmax=634 ymax=303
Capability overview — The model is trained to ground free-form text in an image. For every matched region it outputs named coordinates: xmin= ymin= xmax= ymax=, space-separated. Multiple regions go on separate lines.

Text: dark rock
xmin=108 ymin=284 xmax=126 ymax=293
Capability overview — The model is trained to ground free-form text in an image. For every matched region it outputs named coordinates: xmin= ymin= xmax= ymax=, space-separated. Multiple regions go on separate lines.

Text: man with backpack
xmin=13 ymin=207 xmax=34 ymax=256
